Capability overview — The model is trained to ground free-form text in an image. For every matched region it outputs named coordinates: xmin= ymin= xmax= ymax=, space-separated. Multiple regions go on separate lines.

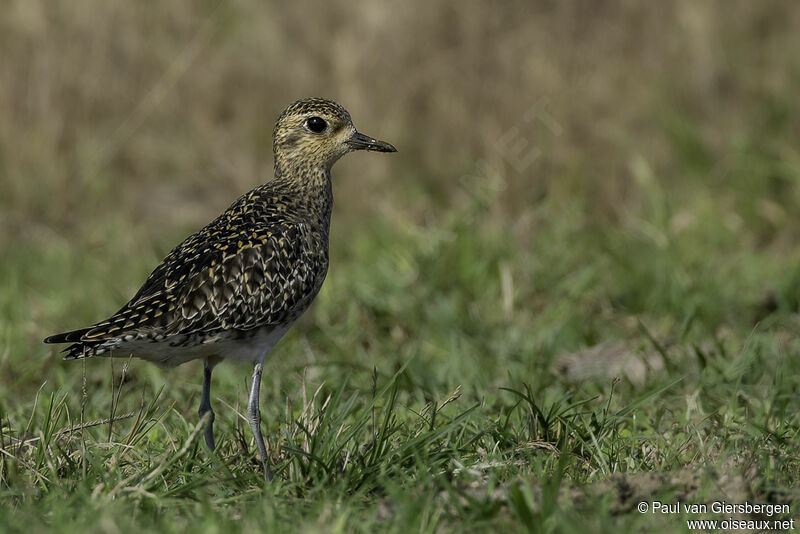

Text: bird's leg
xmin=198 ymin=357 xmax=218 ymax=451
xmin=247 ymin=361 xmax=273 ymax=481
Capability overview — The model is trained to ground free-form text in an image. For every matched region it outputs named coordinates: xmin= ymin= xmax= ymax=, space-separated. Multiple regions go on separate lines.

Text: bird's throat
xmin=272 ymin=164 xmax=333 ymax=231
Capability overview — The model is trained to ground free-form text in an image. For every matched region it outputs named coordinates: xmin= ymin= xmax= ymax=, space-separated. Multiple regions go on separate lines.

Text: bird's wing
xmin=45 ymin=217 xmax=326 ymax=348
xmin=163 ymin=221 xmax=325 ymax=335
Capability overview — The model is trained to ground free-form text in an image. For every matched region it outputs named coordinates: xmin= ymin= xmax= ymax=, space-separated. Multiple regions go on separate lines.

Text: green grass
xmin=3 ymin=160 xmax=800 ymax=532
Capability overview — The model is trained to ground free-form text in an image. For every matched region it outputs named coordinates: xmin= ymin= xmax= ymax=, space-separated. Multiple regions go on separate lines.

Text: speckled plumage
xmin=45 ymin=97 xmax=392 ymax=365
xmin=46 ymin=179 xmax=331 ymax=366
xmin=44 ymin=97 xmax=396 ymax=477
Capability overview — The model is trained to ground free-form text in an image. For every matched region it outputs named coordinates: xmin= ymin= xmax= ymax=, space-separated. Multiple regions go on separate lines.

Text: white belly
xmin=102 ymin=325 xmax=290 ymax=368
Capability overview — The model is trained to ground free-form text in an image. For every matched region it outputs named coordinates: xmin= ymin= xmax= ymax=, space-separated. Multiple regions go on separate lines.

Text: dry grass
xmin=2 ymin=1 xmax=799 ymax=237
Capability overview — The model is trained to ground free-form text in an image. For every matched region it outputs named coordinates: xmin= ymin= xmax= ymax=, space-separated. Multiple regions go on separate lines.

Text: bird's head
xmin=273 ymin=97 xmax=396 ymax=175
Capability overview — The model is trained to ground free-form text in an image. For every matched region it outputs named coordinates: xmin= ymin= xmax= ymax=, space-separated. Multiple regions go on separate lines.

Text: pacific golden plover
xmin=44 ymin=97 xmax=396 ymax=479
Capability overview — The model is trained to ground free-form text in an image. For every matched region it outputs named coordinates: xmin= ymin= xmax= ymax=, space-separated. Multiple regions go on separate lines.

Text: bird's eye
xmin=305 ymin=116 xmax=327 ymax=133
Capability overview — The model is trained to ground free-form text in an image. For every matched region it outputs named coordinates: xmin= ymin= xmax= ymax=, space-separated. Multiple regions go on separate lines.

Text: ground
xmin=3 ymin=180 xmax=800 ymax=532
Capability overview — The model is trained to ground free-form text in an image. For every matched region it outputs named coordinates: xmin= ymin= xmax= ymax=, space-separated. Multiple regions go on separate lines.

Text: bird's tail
xmin=43 ymin=327 xmax=93 ymax=344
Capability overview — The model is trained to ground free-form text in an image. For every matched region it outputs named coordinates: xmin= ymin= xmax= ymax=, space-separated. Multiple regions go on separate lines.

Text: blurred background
xmin=3 ymin=1 xmax=798 ymax=231
xmin=2 ymin=0 xmax=800 ymax=413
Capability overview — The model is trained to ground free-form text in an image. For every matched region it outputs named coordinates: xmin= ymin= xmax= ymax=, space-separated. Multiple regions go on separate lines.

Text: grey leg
xmin=198 ymin=357 xmax=217 ymax=451
xmin=247 ymin=362 xmax=273 ymax=481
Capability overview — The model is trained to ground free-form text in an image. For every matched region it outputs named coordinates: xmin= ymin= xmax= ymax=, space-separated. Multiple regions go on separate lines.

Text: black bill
xmin=347 ymin=131 xmax=397 ymax=152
